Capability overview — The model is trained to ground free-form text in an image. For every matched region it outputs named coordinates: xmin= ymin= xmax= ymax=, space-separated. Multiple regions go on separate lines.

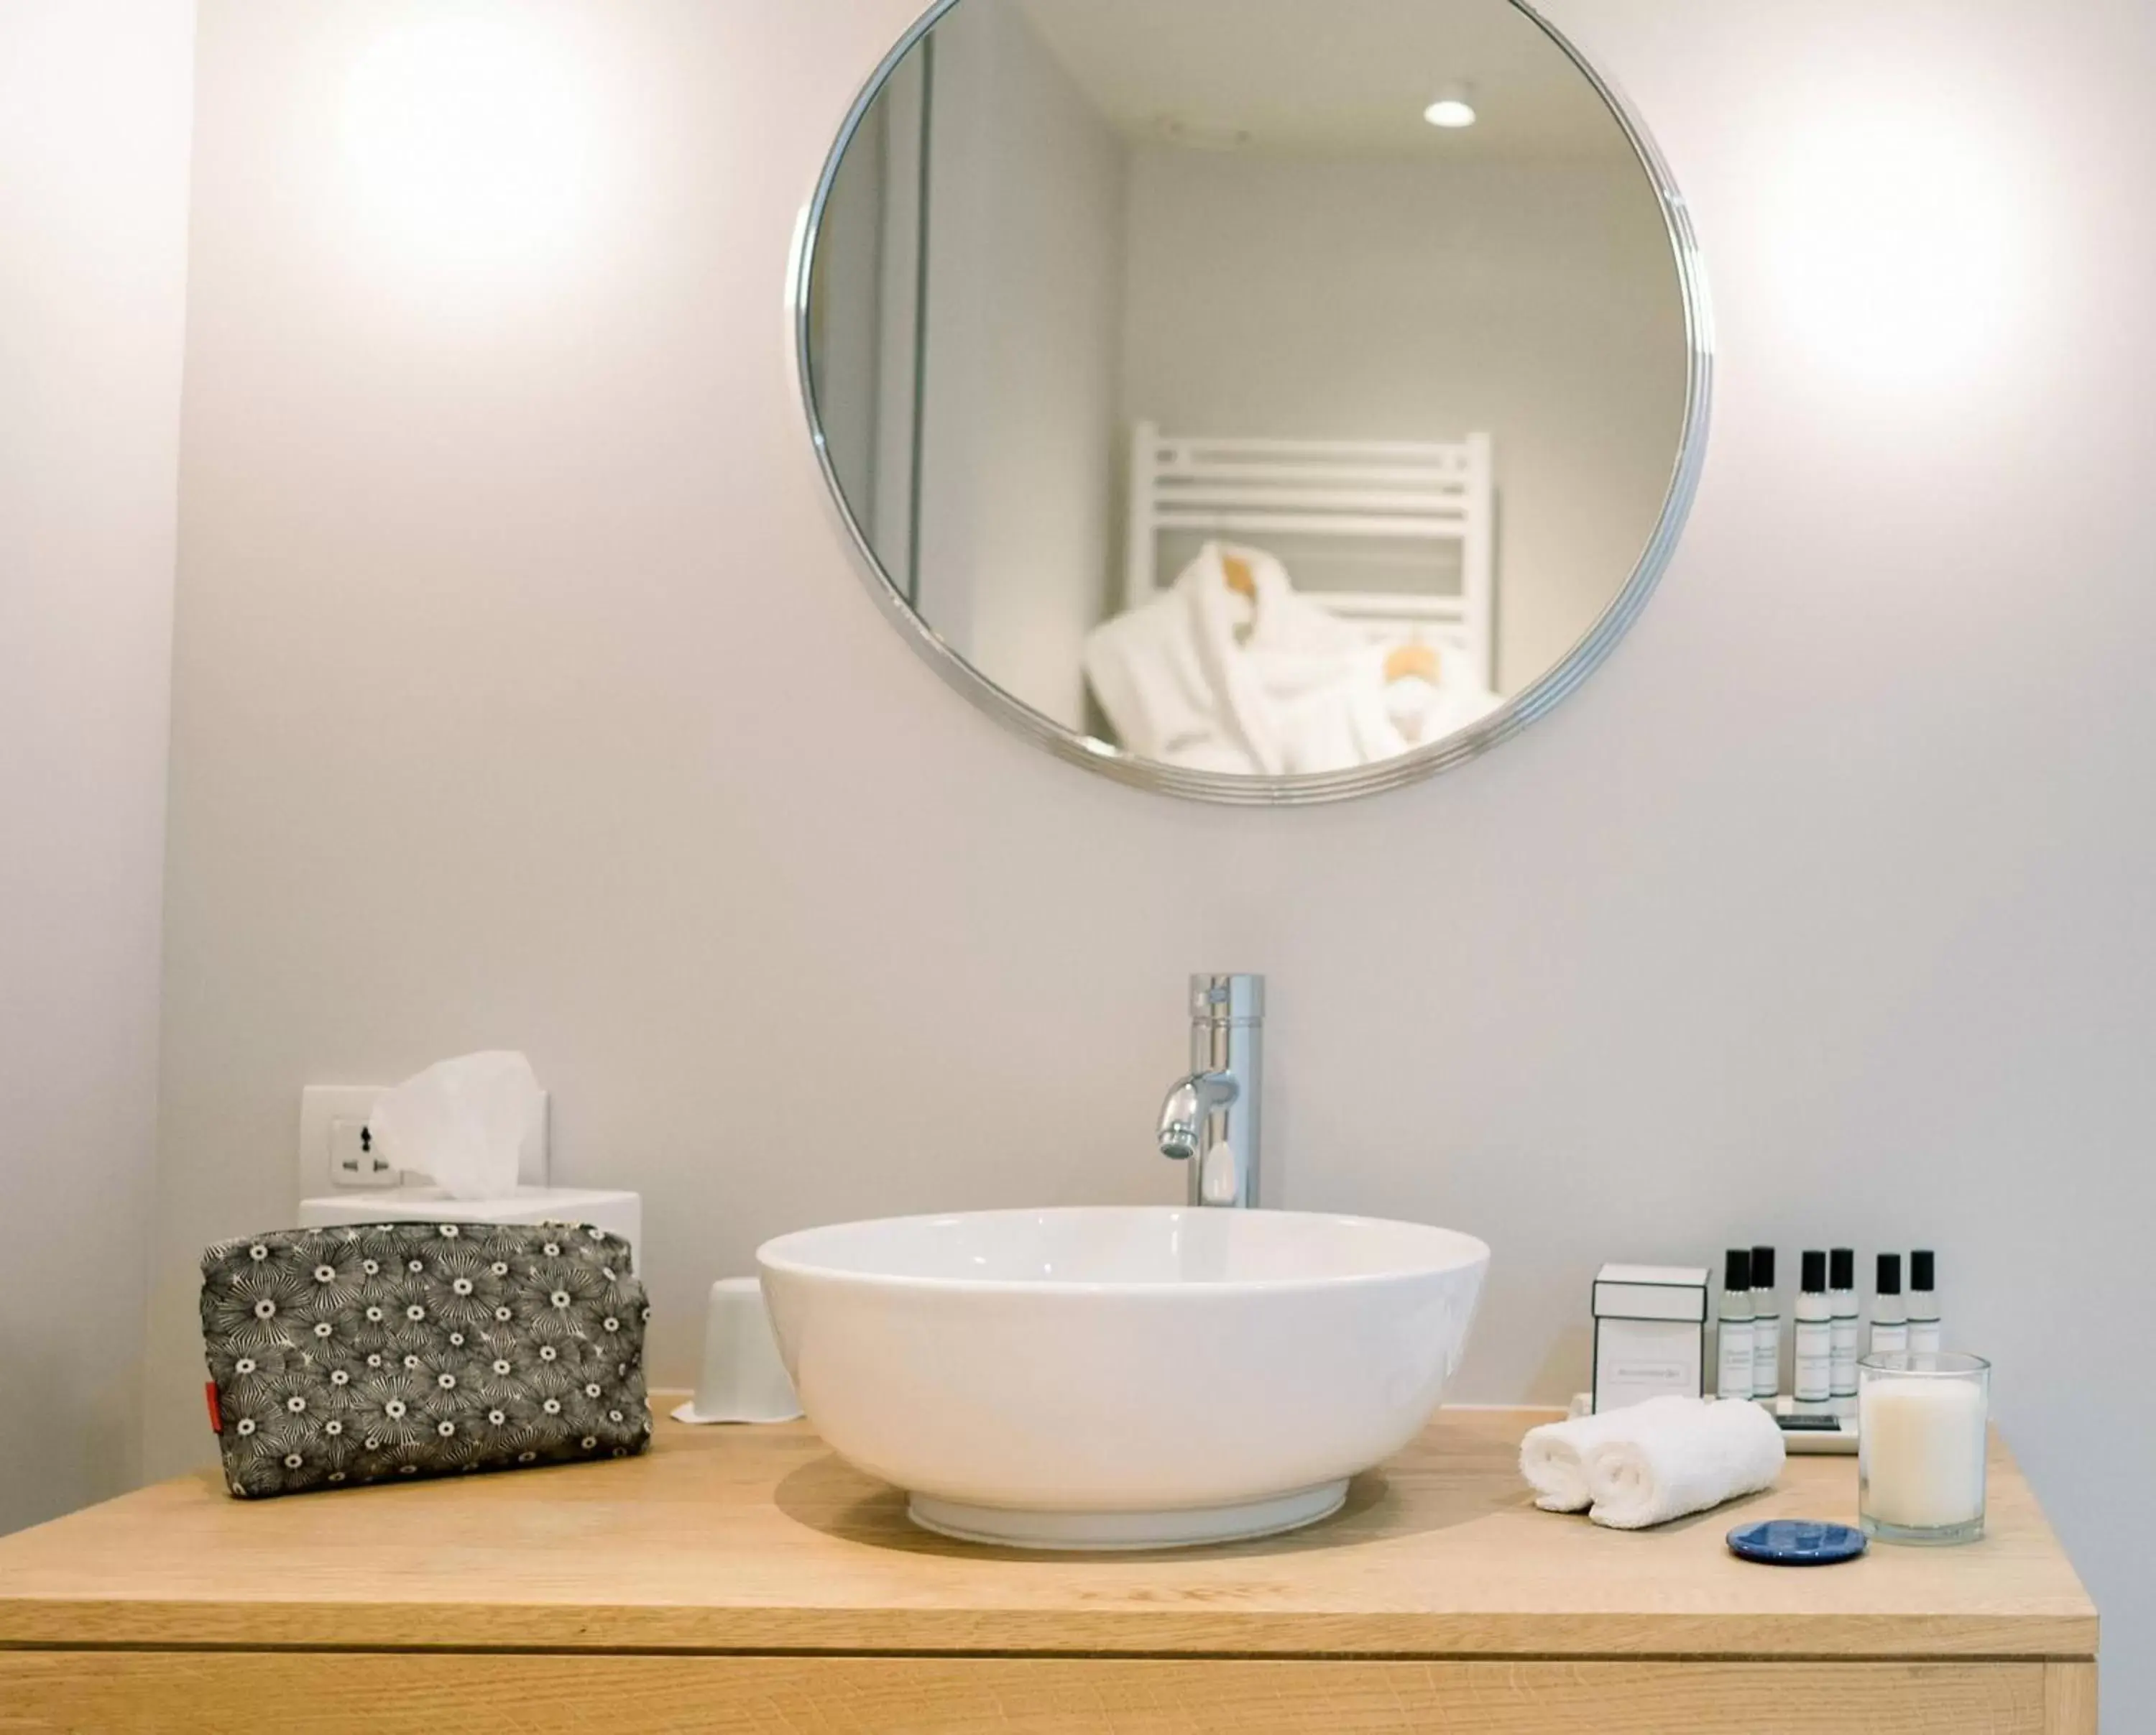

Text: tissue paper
xmin=368 ymin=1051 xmax=543 ymax=1201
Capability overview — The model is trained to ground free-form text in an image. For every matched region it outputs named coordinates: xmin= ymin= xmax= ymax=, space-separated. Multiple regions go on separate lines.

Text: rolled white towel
xmin=1519 ymin=1395 xmax=1705 ymax=1513
xmin=1583 ymin=1398 xmax=1786 ymax=1530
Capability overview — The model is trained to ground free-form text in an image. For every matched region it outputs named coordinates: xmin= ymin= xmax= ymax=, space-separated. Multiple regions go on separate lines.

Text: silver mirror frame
xmin=790 ymin=0 xmax=1713 ymax=806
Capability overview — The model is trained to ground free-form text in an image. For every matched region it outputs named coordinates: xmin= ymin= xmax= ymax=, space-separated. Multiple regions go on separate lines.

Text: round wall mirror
xmin=796 ymin=0 xmax=1710 ymax=804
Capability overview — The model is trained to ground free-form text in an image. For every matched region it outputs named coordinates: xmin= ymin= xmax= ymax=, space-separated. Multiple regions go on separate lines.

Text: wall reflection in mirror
xmin=805 ymin=0 xmax=1695 ymax=786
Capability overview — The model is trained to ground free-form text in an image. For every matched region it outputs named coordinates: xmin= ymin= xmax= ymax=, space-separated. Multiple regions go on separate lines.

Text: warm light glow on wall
xmin=1763 ymin=95 xmax=2032 ymax=390
xmin=342 ymin=12 xmax=599 ymax=282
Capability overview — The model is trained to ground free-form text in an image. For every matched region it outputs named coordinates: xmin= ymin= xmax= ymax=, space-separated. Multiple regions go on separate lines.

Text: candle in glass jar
xmin=1860 ymin=1375 xmax=1986 ymax=1529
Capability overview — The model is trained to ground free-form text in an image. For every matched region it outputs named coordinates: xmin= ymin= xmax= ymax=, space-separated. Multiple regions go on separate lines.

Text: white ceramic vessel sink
xmin=757 ymin=1207 xmax=1489 ymax=1550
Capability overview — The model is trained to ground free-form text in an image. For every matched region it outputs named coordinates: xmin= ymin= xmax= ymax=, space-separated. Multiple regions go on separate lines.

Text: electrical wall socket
xmin=298 ymin=1087 xmax=394 ymax=1198
xmin=297 ymin=1084 xmax=550 ymax=1203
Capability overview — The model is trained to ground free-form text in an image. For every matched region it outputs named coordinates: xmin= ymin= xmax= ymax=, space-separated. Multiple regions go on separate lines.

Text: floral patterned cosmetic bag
xmin=200 ymin=1221 xmax=652 ymax=1499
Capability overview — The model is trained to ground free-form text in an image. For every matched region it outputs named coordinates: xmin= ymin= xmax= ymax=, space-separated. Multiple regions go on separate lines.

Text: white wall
xmin=1121 ymin=148 xmax=1687 ymax=692
xmin=150 ymin=0 xmax=2152 ymax=1718
xmin=0 ymin=1 xmax=194 ymax=1535
xmin=915 ymin=0 xmax=1125 ymax=730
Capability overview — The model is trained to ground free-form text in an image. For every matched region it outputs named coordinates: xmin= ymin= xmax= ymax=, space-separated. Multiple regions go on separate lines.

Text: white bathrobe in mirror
xmin=1083 ymin=543 xmax=1499 ymax=776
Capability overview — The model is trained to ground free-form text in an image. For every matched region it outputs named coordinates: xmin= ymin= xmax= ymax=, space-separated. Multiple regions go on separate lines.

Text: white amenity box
xmin=1593 ymin=1264 xmax=1709 ymax=1414
xmin=298 ymin=1187 xmax=642 ymax=1261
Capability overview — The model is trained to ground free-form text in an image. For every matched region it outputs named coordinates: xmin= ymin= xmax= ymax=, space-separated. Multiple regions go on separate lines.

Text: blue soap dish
xmin=1726 ymin=1519 xmax=1868 ymax=1566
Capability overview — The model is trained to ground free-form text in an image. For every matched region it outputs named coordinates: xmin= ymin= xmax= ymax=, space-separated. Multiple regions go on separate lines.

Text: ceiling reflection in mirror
xmin=801 ymin=0 xmax=1705 ymax=800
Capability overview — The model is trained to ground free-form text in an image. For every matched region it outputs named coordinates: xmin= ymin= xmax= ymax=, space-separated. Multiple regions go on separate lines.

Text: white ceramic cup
xmin=672 ymin=1276 xmax=803 ymax=1425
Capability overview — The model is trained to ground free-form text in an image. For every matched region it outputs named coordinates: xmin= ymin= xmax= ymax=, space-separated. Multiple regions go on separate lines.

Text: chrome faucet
xmin=1156 ymin=974 xmax=1263 ymax=1207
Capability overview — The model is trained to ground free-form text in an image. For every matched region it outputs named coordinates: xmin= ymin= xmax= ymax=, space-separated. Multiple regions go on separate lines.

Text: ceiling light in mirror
xmin=1424 ymin=84 xmax=1478 ymax=128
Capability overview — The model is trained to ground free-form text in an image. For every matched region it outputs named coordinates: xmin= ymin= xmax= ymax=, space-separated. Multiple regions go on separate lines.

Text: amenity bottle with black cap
xmin=1793 ymin=1251 xmax=1832 ymax=1406
xmin=1871 ymin=1253 xmax=1909 ymax=1355
xmin=1717 ymin=1248 xmax=1755 ymax=1399
xmin=1829 ymin=1248 xmax=1860 ymax=1411
xmin=1908 ymin=1250 xmax=1943 ymax=1354
xmin=1750 ymin=1246 xmax=1781 ymax=1401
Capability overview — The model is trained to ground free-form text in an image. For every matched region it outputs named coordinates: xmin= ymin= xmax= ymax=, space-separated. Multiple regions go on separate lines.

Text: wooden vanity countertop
xmin=0 ymin=1407 xmax=2095 ymax=1662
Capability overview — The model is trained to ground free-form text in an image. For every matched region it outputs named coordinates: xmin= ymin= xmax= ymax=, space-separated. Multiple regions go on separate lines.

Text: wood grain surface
xmin=0 ymin=1407 xmax=2096 ymax=1660
xmin=2044 ymin=1661 xmax=2099 ymax=1734
xmin=0 ymin=1654 xmax=2058 ymax=1735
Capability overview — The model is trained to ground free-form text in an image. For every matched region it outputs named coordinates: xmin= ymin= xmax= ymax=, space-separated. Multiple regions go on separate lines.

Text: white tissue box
xmin=298 ymin=1185 xmax=642 ymax=1261
xmin=1592 ymin=1263 xmax=1708 ymax=1414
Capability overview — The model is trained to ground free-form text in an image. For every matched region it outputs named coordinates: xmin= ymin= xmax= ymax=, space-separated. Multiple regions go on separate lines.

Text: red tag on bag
xmin=205 ymin=1381 xmax=222 ymax=1435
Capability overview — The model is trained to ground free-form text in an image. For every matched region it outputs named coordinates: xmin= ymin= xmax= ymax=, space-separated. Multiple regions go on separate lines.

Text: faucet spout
xmin=1157 ymin=974 xmax=1265 ymax=1207
xmin=1157 ymin=1071 xmax=1239 ymax=1163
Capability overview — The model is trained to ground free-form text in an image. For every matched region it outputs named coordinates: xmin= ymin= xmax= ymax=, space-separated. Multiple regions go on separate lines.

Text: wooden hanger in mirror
xmin=1385 ymin=643 xmax=1442 ymax=686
